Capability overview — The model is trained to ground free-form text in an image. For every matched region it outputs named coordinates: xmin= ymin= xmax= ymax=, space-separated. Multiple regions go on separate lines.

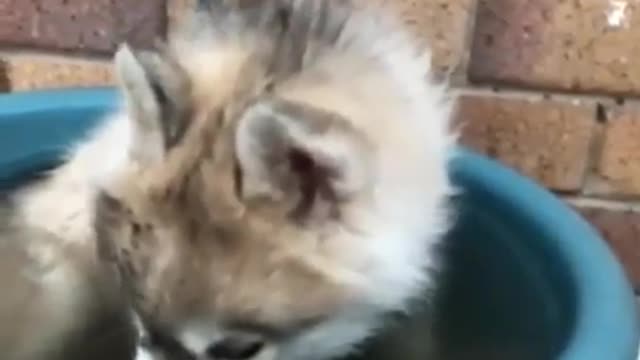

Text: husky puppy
xmin=11 ymin=1 xmax=456 ymax=359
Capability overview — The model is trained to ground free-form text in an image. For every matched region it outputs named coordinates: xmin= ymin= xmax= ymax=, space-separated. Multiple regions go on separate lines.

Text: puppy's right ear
xmin=115 ymin=43 xmax=191 ymax=168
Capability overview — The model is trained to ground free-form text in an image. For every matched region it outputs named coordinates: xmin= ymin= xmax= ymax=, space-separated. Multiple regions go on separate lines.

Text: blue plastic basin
xmin=0 ymin=88 xmax=637 ymax=360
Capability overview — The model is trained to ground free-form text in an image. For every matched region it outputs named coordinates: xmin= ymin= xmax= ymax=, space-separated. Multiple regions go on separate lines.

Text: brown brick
xmin=469 ymin=0 xmax=640 ymax=95
xmin=2 ymin=56 xmax=114 ymax=91
xmin=576 ymin=206 xmax=640 ymax=290
xmin=591 ymin=106 xmax=640 ymax=195
xmin=0 ymin=0 xmax=166 ymax=54
xmin=362 ymin=0 xmax=475 ymax=76
xmin=0 ymin=61 xmax=9 ymax=91
xmin=456 ymin=95 xmax=595 ymax=191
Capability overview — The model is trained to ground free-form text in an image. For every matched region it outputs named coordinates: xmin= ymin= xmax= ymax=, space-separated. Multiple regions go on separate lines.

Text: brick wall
xmin=1 ymin=0 xmax=639 ymax=291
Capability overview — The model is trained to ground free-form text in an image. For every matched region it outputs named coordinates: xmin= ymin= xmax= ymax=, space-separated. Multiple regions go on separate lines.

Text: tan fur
xmin=97 ymin=98 xmax=358 ymax=331
xmin=0 ymin=207 xmax=135 ymax=360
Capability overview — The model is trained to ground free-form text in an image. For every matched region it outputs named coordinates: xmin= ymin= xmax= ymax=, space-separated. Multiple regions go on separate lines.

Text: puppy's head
xmin=95 ymin=5 xmax=385 ymax=360
xmin=94 ymin=0 xmax=449 ymax=358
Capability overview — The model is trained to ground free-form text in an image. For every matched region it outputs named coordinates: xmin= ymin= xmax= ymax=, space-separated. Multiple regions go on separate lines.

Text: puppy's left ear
xmin=115 ymin=43 xmax=191 ymax=167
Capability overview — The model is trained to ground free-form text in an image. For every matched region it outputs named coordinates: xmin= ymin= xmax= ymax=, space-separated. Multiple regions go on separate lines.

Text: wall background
xmin=1 ymin=0 xmax=639 ymax=292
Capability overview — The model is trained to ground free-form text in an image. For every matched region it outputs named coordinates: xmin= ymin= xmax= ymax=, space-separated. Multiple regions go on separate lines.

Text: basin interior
xmin=347 ymin=187 xmax=576 ymax=360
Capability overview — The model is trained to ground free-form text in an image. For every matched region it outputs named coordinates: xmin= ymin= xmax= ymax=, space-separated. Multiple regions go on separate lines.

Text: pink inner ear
xmin=288 ymin=148 xmax=314 ymax=174
xmin=288 ymin=148 xmax=318 ymax=220
xmin=287 ymin=147 xmax=341 ymax=223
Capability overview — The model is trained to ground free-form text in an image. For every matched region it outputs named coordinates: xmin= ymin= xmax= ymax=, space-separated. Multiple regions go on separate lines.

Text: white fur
xmin=15 ymin=111 xmax=132 ymax=245
xmin=10 ymin=111 xmax=133 ymax=359
xmin=135 ymin=346 xmax=155 ymax=360
xmin=178 ymin=321 xmax=222 ymax=355
xmin=275 ymin=12 xmax=454 ymax=360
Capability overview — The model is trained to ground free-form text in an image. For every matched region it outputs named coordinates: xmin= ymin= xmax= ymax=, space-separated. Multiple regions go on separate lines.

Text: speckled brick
xmin=590 ymin=106 xmax=640 ymax=196
xmin=2 ymin=56 xmax=114 ymax=91
xmin=456 ymin=95 xmax=595 ymax=191
xmin=576 ymin=206 xmax=640 ymax=290
xmin=363 ymin=0 xmax=475 ymax=76
xmin=0 ymin=0 xmax=166 ymax=54
xmin=469 ymin=0 xmax=640 ymax=95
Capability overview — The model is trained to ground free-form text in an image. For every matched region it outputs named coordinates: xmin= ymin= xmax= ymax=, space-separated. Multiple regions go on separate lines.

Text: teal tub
xmin=0 ymin=89 xmax=637 ymax=360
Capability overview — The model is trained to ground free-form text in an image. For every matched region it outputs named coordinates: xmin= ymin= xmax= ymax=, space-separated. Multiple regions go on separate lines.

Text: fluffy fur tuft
xmin=11 ymin=1 xmax=456 ymax=359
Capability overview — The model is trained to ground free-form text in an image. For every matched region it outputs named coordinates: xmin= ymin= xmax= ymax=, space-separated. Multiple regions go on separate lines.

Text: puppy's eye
xmin=131 ymin=222 xmax=142 ymax=235
xmin=228 ymin=315 xmax=327 ymax=339
xmin=144 ymin=327 xmax=195 ymax=360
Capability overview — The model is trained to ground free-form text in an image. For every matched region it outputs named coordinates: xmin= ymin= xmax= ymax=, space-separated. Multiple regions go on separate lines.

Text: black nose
xmin=205 ymin=337 xmax=264 ymax=359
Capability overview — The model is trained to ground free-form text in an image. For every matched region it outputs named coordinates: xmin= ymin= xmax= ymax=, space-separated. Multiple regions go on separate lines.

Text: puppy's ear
xmin=235 ymin=98 xmax=374 ymax=221
xmin=114 ymin=43 xmax=191 ymax=167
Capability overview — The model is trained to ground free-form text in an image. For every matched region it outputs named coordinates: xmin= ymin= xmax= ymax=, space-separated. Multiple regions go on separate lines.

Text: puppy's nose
xmin=205 ymin=336 xmax=264 ymax=359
